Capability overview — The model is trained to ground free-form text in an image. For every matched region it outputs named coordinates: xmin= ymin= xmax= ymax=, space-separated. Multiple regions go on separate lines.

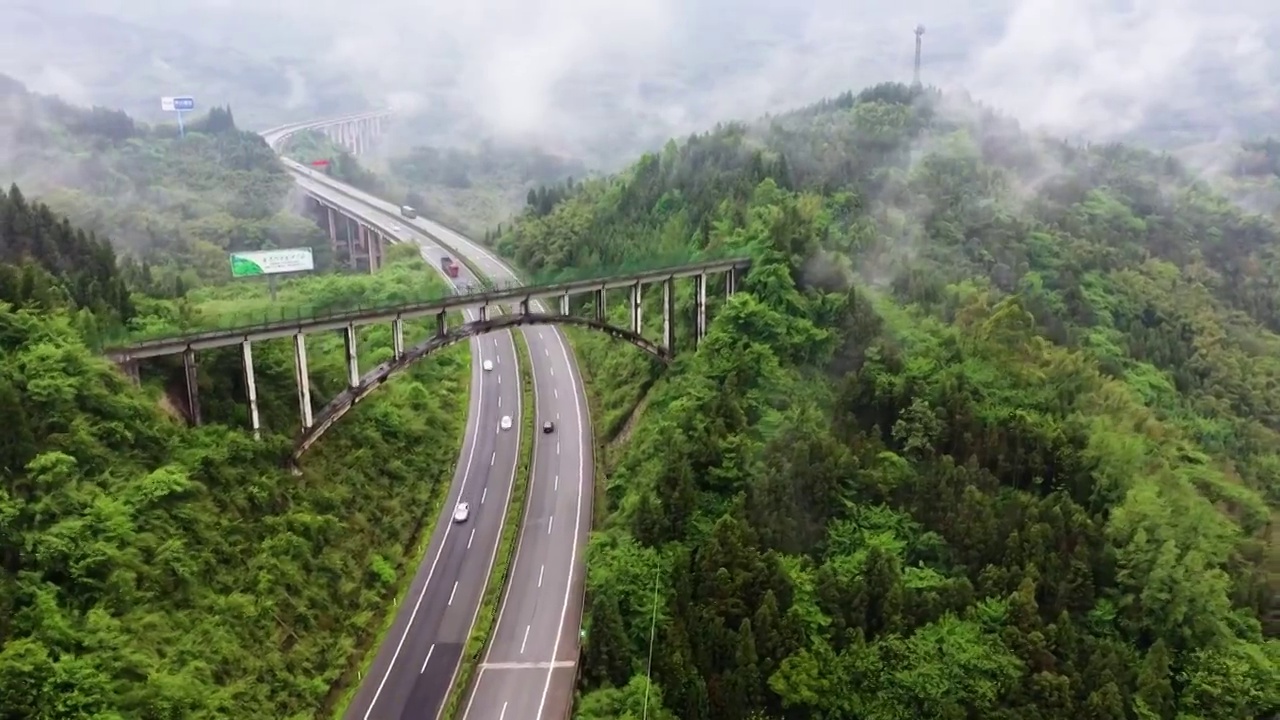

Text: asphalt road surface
xmin=266 ymin=118 xmax=593 ymax=720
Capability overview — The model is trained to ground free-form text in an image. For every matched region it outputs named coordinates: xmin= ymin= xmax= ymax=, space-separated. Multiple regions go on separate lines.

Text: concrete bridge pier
xmin=694 ymin=272 xmax=708 ymax=347
xmin=436 ymin=310 xmax=447 ymax=338
xmin=120 ymin=359 xmax=141 ymax=386
xmin=727 ymin=266 xmax=737 ymax=297
xmin=242 ymin=341 xmax=261 ymax=439
xmin=293 ymin=333 xmax=313 ymax=431
xmin=355 ymin=224 xmax=385 ymax=272
xmin=345 ymin=217 xmax=358 ymax=269
xmin=519 ymin=298 xmax=530 ymax=315
xmin=392 ymin=318 xmax=405 ymax=360
xmin=182 ymin=349 xmax=201 ymax=426
xmin=356 ymin=224 xmax=368 ymax=269
xmin=326 ymin=206 xmax=338 ymax=256
xmin=368 ymin=228 xmax=384 ymax=272
xmin=559 ymin=292 xmax=570 ymax=316
xmin=478 ymin=305 xmax=489 ymax=323
xmin=594 ymin=287 xmax=606 ymax=322
xmin=629 ymin=281 xmax=643 ymax=335
xmin=343 ymin=324 xmax=360 ymax=388
xmin=662 ymin=278 xmax=675 ymax=352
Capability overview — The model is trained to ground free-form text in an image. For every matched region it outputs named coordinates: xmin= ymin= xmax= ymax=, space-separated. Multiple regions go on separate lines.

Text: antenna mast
xmin=913 ymin=24 xmax=925 ymax=87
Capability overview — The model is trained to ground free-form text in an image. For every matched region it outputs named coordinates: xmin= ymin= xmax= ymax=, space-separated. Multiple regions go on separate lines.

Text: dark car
xmin=542 ymin=420 xmax=555 ymax=434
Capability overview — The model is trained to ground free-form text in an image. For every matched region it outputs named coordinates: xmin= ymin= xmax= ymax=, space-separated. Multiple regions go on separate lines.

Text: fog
xmin=2 ymin=0 xmax=1276 ymax=163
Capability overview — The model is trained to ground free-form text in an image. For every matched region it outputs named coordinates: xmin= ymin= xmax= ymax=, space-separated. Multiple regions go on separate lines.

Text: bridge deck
xmin=106 ymin=258 xmax=750 ymax=360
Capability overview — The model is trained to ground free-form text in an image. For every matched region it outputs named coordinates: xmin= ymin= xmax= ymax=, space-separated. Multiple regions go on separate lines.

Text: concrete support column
xmin=518 ymin=298 xmax=530 ymax=315
xmin=663 ymin=278 xmax=675 ymax=353
xmin=695 ymin=272 xmax=708 ymax=347
xmin=594 ymin=287 xmax=606 ymax=322
xmin=478 ymin=305 xmax=489 ymax=323
xmin=326 ymin=206 xmax=337 ymax=250
xmin=436 ymin=310 xmax=447 ymax=338
xmin=559 ymin=291 xmax=570 ymax=316
xmin=182 ymin=349 xmax=201 ymax=426
xmin=629 ymin=282 xmax=643 ymax=335
xmin=242 ymin=341 xmax=261 ymax=438
xmin=121 ymin=360 xmax=141 ymax=386
xmin=392 ymin=318 xmax=405 ymax=360
xmin=343 ymin=324 xmax=359 ymax=388
xmin=366 ymin=228 xmax=376 ymax=273
xmin=346 ymin=217 xmax=357 ymax=268
xmin=727 ymin=267 xmax=737 ymax=297
xmin=294 ymin=333 xmax=313 ymax=430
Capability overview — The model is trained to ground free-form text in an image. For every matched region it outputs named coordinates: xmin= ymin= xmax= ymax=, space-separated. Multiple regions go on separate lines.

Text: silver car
xmin=453 ymin=502 xmax=470 ymax=523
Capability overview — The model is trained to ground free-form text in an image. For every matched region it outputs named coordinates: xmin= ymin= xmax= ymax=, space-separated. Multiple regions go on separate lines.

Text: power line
xmin=641 ymin=568 xmax=660 ymax=720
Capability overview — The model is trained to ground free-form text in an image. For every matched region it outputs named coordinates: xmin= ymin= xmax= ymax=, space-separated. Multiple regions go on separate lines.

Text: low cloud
xmin=3 ymin=0 xmax=1276 ymax=161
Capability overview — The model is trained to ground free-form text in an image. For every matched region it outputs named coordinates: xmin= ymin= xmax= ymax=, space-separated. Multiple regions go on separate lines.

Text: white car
xmin=482 ymin=359 xmax=493 ymax=372
xmin=453 ymin=502 xmax=470 ymax=523
xmin=500 ymin=415 xmax=512 ymax=430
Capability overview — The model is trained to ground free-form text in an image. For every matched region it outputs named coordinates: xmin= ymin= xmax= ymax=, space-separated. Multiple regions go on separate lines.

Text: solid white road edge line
xmin=304 ymin=192 xmax=579 ymax=720
xmin=360 ymin=332 xmax=486 ymax=718
xmin=534 ymin=330 xmax=587 ymax=720
xmin=459 ymin=324 xmax=553 ymax=720
xmin=444 ymin=331 xmax=522 ymax=720
xmin=303 ymin=180 xmax=528 ymax=720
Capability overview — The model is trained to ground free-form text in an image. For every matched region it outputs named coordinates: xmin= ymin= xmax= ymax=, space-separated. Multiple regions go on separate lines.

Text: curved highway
xmin=261 ymin=116 xmax=593 ymax=720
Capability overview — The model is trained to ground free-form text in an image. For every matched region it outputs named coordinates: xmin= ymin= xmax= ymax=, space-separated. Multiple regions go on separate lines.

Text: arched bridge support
xmin=289 ymin=313 xmax=670 ymax=464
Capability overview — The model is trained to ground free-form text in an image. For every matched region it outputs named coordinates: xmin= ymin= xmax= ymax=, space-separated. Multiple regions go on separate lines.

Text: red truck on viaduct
xmin=440 ymin=256 xmax=460 ymax=278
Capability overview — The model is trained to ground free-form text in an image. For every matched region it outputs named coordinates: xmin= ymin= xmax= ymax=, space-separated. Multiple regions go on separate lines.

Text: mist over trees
xmin=498 ymin=83 xmax=1280 ymax=719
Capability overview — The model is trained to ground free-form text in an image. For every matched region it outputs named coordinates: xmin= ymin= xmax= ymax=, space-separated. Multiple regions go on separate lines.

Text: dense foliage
xmin=497 ymin=83 xmax=1280 ymax=719
xmin=386 ymin=141 xmax=587 ymax=235
xmin=0 ymin=176 xmax=471 ymax=717
xmin=0 ymin=75 xmax=328 ymax=289
xmin=0 ymin=184 xmax=133 ymax=327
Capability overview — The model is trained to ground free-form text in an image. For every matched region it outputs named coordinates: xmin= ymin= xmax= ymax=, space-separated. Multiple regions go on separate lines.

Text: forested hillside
xmin=0 ymin=175 xmax=471 ymax=716
xmin=0 ymin=74 xmax=327 ymax=288
xmin=497 ymin=83 xmax=1280 ymax=718
xmin=0 ymin=184 xmax=133 ymax=326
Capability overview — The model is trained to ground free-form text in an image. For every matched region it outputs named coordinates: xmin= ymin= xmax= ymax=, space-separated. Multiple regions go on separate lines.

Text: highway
xmin=262 ymin=117 xmax=593 ymax=720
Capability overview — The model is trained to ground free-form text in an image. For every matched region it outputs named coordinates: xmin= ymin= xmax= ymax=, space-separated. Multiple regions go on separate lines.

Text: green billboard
xmin=230 ymin=248 xmax=315 ymax=277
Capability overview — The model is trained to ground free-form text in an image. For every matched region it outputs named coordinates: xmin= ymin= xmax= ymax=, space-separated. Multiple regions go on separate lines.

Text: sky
xmin=3 ymin=0 xmax=1276 ymax=161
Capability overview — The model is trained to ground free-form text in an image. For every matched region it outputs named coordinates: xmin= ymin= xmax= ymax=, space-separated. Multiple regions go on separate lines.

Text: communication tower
xmin=913 ymin=24 xmax=925 ymax=87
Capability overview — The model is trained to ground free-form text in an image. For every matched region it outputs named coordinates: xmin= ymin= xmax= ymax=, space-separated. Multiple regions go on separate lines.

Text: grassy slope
xmin=0 ymin=250 xmax=474 ymax=718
